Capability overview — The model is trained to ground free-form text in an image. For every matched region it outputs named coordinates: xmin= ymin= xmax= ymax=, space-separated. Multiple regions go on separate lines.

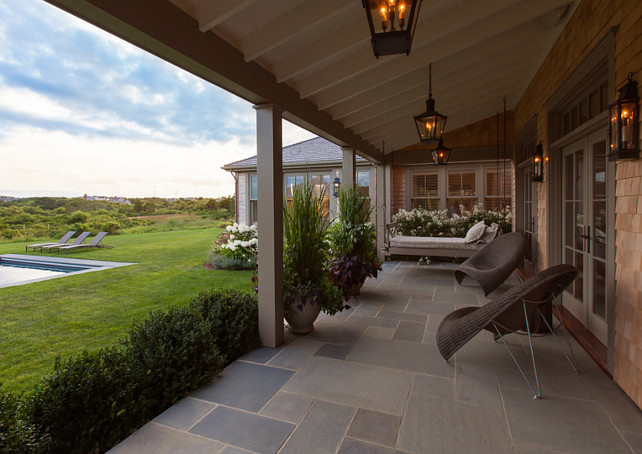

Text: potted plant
xmin=282 ymin=176 xmax=345 ymax=333
xmin=328 ymin=186 xmax=382 ymax=300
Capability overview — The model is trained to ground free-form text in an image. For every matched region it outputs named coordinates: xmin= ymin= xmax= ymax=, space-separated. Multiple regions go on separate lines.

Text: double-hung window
xmin=411 ymin=172 xmax=439 ymax=210
xmin=447 ymin=171 xmax=476 ymax=214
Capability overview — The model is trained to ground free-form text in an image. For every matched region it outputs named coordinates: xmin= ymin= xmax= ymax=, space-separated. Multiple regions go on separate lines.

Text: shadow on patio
xmin=109 ymin=261 xmax=642 ymax=454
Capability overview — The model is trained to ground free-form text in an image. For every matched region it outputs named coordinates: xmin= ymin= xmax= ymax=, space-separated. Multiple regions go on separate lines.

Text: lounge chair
xmin=454 ymin=232 xmax=527 ymax=296
xmin=25 ymin=231 xmax=76 ymax=252
xmin=40 ymin=231 xmax=91 ymax=252
xmin=57 ymin=232 xmax=112 ymax=254
xmin=436 ymin=264 xmax=579 ymax=398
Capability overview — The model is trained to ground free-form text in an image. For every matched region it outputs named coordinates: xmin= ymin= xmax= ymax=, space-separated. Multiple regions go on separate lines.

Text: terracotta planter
xmin=284 ymin=294 xmax=321 ymax=334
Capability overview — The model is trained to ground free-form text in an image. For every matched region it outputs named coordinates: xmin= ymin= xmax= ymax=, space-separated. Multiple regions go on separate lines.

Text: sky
xmin=0 ymin=0 xmax=316 ymax=199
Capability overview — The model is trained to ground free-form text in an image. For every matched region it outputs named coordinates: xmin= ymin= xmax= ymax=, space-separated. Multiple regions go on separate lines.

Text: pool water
xmin=0 ymin=255 xmax=135 ymax=288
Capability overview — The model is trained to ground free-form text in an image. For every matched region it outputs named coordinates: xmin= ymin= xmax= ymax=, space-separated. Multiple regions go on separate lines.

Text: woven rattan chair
xmin=454 ymin=231 xmax=527 ymax=296
xmin=437 ymin=264 xmax=579 ymax=398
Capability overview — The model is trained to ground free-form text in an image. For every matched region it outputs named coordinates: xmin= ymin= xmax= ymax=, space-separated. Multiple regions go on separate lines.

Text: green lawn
xmin=0 ymin=228 xmax=254 ymax=393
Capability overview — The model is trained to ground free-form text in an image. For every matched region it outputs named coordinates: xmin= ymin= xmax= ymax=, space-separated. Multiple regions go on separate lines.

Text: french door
xmin=522 ymin=167 xmax=537 ymax=275
xmin=561 ymin=130 xmax=609 ymax=344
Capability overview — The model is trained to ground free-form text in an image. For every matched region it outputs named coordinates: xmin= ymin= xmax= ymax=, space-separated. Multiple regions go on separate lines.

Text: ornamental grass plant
xmin=282 ymin=176 xmax=344 ymax=315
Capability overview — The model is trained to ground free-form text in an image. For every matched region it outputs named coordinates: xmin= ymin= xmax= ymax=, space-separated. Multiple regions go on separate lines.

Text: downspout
xmin=231 ymin=171 xmax=239 ymax=223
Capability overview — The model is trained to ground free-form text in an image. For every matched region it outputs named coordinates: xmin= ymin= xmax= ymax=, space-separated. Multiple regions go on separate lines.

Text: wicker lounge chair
xmin=436 ymin=264 xmax=579 ymax=398
xmin=40 ymin=231 xmax=91 ymax=252
xmin=57 ymin=232 xmax=111 ymax=253
xmin=25 ymin=231 xmax=76 ymax=252
xmin=454 ymin=231 xmax=527 ymax=296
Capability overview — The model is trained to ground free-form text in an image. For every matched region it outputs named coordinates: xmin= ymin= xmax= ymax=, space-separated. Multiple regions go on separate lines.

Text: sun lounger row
xmin=25 ymin=231 xmax=112 ymax=253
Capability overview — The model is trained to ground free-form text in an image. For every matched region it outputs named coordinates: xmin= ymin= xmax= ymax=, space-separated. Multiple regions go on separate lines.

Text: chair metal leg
xmin=492 ymin=317 xmax=541 ymax=399
xmin=537 ymin=305 xmax=580 ymax=374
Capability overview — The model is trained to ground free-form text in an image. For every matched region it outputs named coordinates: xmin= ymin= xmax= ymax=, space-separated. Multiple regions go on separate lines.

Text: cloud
xmin=0 ymin=0 xmax=318 ymax=199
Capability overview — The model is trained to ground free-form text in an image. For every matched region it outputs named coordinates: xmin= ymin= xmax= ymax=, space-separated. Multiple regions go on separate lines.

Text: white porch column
xmin=376 ymin=164 xmax=386 ymax=261
xmin=341 ymin=146 xmax=356 ymax=188
xmin=254 ymin=103 xmax=284 ymax=348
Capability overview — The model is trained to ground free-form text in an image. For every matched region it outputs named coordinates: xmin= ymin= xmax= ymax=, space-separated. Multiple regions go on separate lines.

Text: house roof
xmin=222 ymin=137 xmax=367 ymax=171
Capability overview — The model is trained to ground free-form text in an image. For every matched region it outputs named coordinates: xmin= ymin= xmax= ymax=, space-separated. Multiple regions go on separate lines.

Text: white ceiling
xmin=46 ymin=0 xmax=577 ymax=162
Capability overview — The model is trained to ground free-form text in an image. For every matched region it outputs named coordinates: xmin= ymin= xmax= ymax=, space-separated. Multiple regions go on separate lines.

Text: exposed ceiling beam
xmin=194 ymin=0 xmax=259 ymax=33
xmin=44 ymin=0 xmax=383 ymax=162
xmin=274 ymin=19 xmax=367 ymax=83
xmin=300 ymin=0 xmax=571 ymax=101
xmin=240 ymin=0 xmax=354 ymax=62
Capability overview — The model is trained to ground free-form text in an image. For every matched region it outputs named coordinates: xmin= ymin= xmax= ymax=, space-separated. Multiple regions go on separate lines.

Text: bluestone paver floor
xmin=109 ymin=261 xmax=642 ymax=454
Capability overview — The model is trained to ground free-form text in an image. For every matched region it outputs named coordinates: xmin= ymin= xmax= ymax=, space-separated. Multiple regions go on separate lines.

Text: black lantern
xmin=608 ymin=73 xmax=639 ymax=161
xmin=532 ymin=144 xmax=544 ymax=182
xmin=431 ymin=139 xmax=451 ymax=166
xmin=362 ymin=0 xmax=421 ymax=58
xmin=414 ymin=63 xmax=447 ymax=143
xmin=333 ymin=177 xmax=341 ymax=197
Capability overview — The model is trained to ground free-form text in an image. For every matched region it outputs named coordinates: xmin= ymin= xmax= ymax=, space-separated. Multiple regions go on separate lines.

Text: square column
xmin=254 ymin=103 xmax=284 ymax=348
xmin=341 ymin=146 xmax=356 ymax=188
xmin=376 ymin=164 xmax=386 ymax=261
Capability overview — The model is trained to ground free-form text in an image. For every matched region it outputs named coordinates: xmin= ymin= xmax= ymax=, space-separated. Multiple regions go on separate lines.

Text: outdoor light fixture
xmin=608 ymin=72 xmax=639 ymax=161
xmin=333 ymin=177 xmax=341 ymax=197
xmin=414 ymin=63 xmax=447 ymax=144
xmin=362 ymin=0 xmax=421 ymax=58
xmin=532 ymin=144 xmax=544 ymax=182
xmin=431 ymin=139 xmax=451 ymax=166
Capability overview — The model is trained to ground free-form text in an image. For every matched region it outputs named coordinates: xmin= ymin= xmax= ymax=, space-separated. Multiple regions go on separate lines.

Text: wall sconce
xmin=532 ymin=144 xmax=544 ymax=182
xmin=414 ymin=63 xmax=447 ymax=143
xmin=333 ymin=177 xmax=341 ymax=197
xmin=608 ymin=72 xmax=639 ymax=161
xmin=431 ymin=139 xmax=451 ymax=166
xmin=362 ymin=0 xmax=421 ymax=58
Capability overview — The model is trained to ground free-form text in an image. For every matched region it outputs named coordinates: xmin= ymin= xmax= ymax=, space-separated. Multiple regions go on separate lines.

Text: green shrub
xmin=190 ymin=288 xmax=260 ymax=363
xmin=124 ymin=306 xmax=225 ymax=418
xmin=5 ymin=290 xmax=259 ymax=453
xmin=0 ymin=386 xmax=43 ymax=454
xmin=207 ymin=251 xmax=258 ymax=270
xmin=26 ymin=349 xmax=137 ymax=454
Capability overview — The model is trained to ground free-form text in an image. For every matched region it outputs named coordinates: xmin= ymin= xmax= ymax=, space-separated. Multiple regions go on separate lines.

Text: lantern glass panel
xmin=620 ymin=101 xmax=637 ymax=149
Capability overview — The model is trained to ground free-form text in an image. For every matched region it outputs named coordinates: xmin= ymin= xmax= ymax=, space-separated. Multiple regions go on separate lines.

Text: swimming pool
xmin=0 ymin=254 xmax=135 ymax=288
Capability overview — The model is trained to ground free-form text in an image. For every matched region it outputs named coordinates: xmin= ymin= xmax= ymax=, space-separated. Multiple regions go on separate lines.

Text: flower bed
xmin=393 ymin=205 xmax=512 ymax=238
xmin=207 ymin=223 xmax=258 ymax=270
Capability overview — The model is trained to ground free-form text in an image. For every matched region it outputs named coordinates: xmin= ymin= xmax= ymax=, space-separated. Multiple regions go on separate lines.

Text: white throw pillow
xmin=477 ymin=223 xmax=500 ymax=243
xmin=465 ymin=220 xmax=487 ymax=243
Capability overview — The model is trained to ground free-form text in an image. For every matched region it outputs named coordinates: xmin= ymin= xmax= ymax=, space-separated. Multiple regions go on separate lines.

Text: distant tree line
xmin=0 ymin=196 xmax=235 ymax=240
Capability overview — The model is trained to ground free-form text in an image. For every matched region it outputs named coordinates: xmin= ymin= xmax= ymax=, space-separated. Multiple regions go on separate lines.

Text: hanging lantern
xmin=333 ymin=176 xmax=341 ymax=197
xmin=362 ymin=0 xmax=421 ymax=58
xmin=532 ymin=144 xmax=544 ymax=182
xmin=414 ymin=63 xmax=447 ymax=143
xmin=431 ymin=139 xmax=451 ymax=165
xmin=608 ymin=72 xmax=639 ymax=161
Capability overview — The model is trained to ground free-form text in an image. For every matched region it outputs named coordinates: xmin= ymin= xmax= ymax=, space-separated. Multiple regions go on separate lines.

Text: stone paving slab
xmin=347 ymin=334 xmax=454 ymax=378
xmin=398 ymin=394 xmax=512 ymax=453
xmin=107 ymin=423 xmax=224 ymax=454
xmin=501 ymin=387 xmax=633 ymax=453
xmin=279 ymin=400 xmax=354 ymax=454
xmin=189 ymin=361 xmax=293 ymax=412
xmin=151 ymin=397 xmax=216 ymax=431
xmin=259 ymin=391 xmax=314 ymax=424
xmin=281 ymin=356 xmax=412 ymax=416
xmin=189 ymin=406 xmax=294 ymax=454
xmin=346 ymin=408 xmax=401 ymax=447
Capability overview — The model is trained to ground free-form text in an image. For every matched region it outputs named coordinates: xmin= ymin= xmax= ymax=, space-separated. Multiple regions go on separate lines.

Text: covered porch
xmin=43 ymin=0 xmax=642 ymax=444
xmin=110 ymin=261 xmax=642 ymax=453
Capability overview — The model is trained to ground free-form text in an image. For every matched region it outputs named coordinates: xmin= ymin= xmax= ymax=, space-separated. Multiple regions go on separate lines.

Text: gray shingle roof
xmin=222 ymin=137 xmax=366 ymax=170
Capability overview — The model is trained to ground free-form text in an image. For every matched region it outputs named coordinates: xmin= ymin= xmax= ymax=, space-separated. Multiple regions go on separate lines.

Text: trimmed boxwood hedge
xmin=0 ymin=288 xmax=259 ymax=454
